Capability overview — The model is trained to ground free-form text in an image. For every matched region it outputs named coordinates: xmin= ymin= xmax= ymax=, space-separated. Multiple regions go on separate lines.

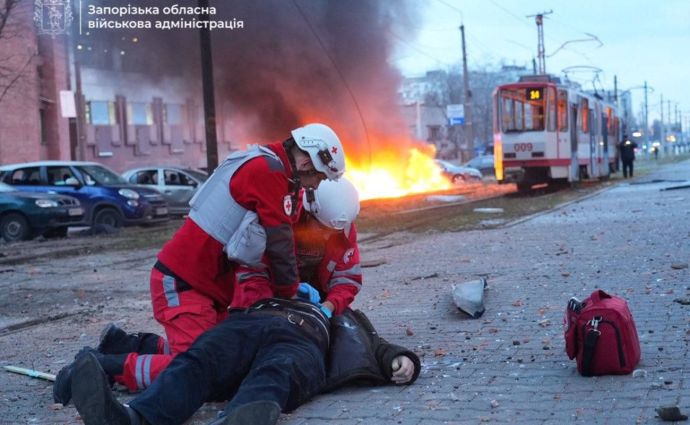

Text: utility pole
xmin=527 ymin=10 xmax=552 ymax=74
xmin=74 ymin=60 xmax=86 ymax=161
xmin=613 ymin=75 xmax=618 ymax=104
xmin=659 ymin=94 xmax=666 ymax=153
xmin=198 ymin=0 xmax=219 ymax=172
xmin=643 ymin=80 xmax=649 ymax=156
xmin=460 ymin=24 xmax=474 ymax=158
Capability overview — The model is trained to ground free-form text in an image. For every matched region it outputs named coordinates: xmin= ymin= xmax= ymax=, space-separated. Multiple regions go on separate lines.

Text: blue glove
xmin=319 ymin=303 xmax=333 ymax=319
xmin=297 ymin=282 xmax=321 ymax=304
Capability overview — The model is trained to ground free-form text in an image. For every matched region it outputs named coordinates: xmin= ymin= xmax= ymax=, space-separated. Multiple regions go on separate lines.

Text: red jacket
xmin=157 ymin=142 xmax=300 ymax=307
xmin=293 ymin=212 xmax=362 ymax=315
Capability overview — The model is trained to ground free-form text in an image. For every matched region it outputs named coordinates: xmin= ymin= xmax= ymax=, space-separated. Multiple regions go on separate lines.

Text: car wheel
xmin=451 ymin=174 xmax=465 ymax=183
xmin=93 ymin=208 xmax=123 ymax=228
xmin=44 ymin=226 xmax=68 ymax=238
xmin=0 ymin=213 xmax=32 ymax=242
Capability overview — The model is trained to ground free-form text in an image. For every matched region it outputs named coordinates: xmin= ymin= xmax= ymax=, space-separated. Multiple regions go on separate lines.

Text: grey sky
xmin=394 ymin=0 xmax=690 ymax=123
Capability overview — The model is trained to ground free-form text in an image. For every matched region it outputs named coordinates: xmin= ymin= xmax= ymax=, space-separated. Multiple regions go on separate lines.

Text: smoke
xmin=212 ymin=0 xmax=420 ymax=163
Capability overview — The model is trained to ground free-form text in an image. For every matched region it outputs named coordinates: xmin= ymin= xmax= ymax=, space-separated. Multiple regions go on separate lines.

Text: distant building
xmin=0 ymin=3 xmax=232 ymax=172
xmin=398 ymin=65 xmax=531 ymax=160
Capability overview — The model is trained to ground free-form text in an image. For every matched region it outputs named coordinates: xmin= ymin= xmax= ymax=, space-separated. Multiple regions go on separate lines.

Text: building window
xmin=164 ymin=104 xmax=183 ymax=125
xmin=427 ymin=125 xmax=441 ymax=141
xmin=87 ymin=101 xmax=116 ymax=125
xmin=39 ymin=108 xmax=49 ymax=145
xmin=128 ymin=102 xmax=153 ymax=125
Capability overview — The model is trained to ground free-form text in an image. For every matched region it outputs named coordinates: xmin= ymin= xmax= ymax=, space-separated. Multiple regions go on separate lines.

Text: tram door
xmin=569 ymin=105 xmax=579 ymax=181
xmin=601 ymin=114 xmax=609 ymax=177
xmin=589 ymin=109 xmax=597 ymax=177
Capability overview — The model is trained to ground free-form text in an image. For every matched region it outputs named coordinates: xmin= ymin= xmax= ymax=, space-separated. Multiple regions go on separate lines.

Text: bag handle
xmin=589 ymin=289 xmax=611 ymax=304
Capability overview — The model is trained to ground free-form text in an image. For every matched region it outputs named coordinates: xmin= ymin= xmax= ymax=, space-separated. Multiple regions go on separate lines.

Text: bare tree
xmin=0 ymin=0 xmax=36 ymax=104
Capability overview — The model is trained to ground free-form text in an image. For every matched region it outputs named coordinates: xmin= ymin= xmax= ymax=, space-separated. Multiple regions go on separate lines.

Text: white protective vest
xmin=189 ymin=145 xmax=282 ymax=252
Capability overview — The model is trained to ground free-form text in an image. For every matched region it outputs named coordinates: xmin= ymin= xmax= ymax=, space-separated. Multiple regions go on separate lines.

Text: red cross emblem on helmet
xmin=331 ymin=146 xmax=338 ymax=155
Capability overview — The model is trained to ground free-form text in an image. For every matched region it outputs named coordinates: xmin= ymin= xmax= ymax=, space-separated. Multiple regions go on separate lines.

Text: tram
xmin=492 ymin=75 xmax=621 ymax=191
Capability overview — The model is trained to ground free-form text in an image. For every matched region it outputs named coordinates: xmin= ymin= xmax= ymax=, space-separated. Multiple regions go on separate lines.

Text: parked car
xmin=0 ymin=182 xmax=84 ymax=241
xmin=435 ymin=160 xmax=482 ymax=183
xmin=463 ymin=155 xmax=495 ymax=177
xmin=0 ymin=161 xmax=169 ymax=228
xmin=122 ymin=166 xmax=208 ymax=215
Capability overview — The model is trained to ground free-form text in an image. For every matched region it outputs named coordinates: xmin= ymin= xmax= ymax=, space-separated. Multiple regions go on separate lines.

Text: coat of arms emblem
xmin=34 ymin=0 xmax=73 ymax=36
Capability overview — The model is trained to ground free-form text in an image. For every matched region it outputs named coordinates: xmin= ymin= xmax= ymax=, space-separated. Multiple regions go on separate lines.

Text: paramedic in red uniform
xmin=53 ymin=123 xmax=347 ymax=405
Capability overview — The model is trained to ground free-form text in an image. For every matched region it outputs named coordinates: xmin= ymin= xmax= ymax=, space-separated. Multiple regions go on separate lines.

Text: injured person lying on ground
xmin=68 ymin=298 xmax=420 ymax=425
xmin=54 ymin=177 xmax=420 ymax=424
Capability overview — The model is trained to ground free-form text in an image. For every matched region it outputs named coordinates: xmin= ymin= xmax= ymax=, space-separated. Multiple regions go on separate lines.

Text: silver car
xmin=435 ymin=160 xmax=482 ymax=183
xmin=122 ymin=166 xmax=208 ymax=215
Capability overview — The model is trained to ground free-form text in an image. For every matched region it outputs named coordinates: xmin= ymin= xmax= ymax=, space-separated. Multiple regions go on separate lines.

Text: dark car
xmin=0 ymin=182 xmax=84 ymax=241
xmin=435 ymin=160 xmax=483 ymax=183
xmin=0 ymin=161 xmax=169 ymax=228
xmin=122 ymin=166 xmax=208 ymax=215
xmin=463 ymin=155 xmax=495 ymax=177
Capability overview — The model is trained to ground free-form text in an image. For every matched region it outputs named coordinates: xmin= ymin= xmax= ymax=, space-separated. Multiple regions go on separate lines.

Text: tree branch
xmin=0 ymin=53 xmax=35 ymax=104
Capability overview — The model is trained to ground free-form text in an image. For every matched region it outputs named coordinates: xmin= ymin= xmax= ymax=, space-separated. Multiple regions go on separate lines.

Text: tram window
xmin=557 ymin=90 xmax=568 ymax=131
xmin=581 ymin=99 xmax=589 ymax=133
xmin=498 ymin=88 xmax=545 ymax=132
xmin=547 ymin=88 xmax=556 ymax=132
xmin=606 ymin=107 xmax=614 ymax=135
xmin=501 ymin=97 xmax=515 ymax=131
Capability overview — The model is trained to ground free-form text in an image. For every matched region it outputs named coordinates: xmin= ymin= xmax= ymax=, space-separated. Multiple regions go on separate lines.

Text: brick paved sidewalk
xmin=285 ymin=161 xmax=690 ymax=424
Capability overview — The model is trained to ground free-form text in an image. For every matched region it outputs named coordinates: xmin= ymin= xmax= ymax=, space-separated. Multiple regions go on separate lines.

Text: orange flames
xmin=344 ymin=142 xmax=451 ymax=201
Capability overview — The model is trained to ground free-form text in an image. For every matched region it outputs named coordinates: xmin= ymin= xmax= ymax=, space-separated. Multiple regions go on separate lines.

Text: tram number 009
xmin=514 ymin=143 xmax=533 ymax=152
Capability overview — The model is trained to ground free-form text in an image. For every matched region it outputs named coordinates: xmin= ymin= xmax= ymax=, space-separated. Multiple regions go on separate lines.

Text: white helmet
xmin=303 ymin=177 xmax=360 ymax=232
xmin=291 ymin=123 xmax=346 ymax=181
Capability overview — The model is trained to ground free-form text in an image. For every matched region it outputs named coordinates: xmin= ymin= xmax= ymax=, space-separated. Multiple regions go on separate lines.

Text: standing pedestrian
xmin=619 ymin=135 xmax=638 ymax=178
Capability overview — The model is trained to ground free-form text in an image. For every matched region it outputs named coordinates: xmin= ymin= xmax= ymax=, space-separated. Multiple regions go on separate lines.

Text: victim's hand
xmin=391 ymin=355 xmax=415 ymax=384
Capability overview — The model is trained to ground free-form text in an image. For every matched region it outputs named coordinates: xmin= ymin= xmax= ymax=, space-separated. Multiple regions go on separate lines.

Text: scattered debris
xmin=4 ymin=365 xmax=56 ymax=382
xmin=473 ymin=207 xmax=504 ymax=214
xmin=632 ymin=369 xmax=647 ymax=378
xmin=660 ymin=183 xmax=690 ymax=192
xmin=451 ymin=278 xmax=488 ymax=318
xmin=405 ymin=327 xmax=414 ymax=336
xmin=412 ymin=272 xmax=439 ymax=281
xmin=671 ymin=263 xmax=689 ymax=270
xmin=361 ymin=259 xmax=387 ymax=268
xmin=674 ymin=298 xmax=690 ymax=306
xmin=433 ymin=348 xmax=447 ymax=357
xmin=490 ymin=400 xmax=499 ymax=408
xmin=427 ymin=195 xmax=465 ymax=203
xmin=655 ymin=406 xmax=688 ymax=421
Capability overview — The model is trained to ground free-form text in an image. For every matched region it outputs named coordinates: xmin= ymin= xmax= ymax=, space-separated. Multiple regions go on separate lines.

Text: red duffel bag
xmin=564 ymin=289 xmax=641 ymax=376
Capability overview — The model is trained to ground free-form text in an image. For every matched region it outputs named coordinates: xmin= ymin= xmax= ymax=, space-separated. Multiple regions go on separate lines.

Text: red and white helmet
xmin=303 ymin=177 xmax=360 ymax=233
xmin=291 ymin=123 xmax=346 ymax=181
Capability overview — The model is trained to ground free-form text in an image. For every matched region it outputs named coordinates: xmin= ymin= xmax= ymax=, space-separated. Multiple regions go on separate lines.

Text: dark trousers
xmin=129 ymin=311 xmax=328 ymax=425
xmin=622 ymin=160 xmax=634 ymax=178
